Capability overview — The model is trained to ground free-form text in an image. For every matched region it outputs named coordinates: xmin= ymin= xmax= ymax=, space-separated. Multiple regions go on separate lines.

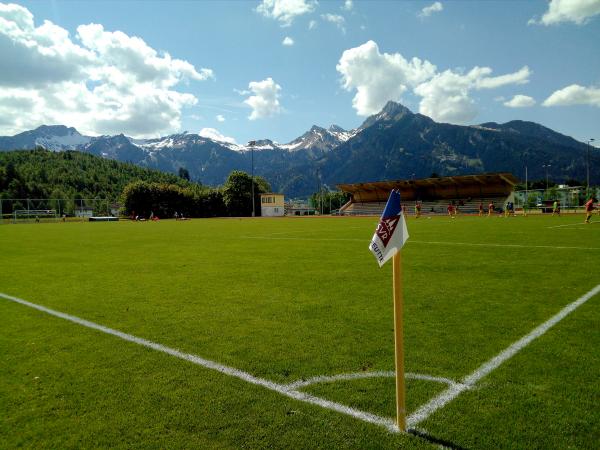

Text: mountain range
xmin=0 ymin=102 xmax=597 ymax=197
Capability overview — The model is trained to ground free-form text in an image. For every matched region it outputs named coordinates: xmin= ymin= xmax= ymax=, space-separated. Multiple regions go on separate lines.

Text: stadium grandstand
xmin=337 ymin=173 xmax=519 ymax=216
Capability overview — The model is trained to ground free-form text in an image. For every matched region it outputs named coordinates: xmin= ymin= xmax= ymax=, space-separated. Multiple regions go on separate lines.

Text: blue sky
xmin=1 ymin=0 xmax=599 ymax=146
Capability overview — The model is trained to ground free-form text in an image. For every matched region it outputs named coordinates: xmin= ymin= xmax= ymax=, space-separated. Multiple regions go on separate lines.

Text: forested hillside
xmin=0 ymin=149 xmax=198 ymax=201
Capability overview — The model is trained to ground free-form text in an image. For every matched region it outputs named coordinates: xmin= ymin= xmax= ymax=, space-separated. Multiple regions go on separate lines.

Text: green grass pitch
xmin=1 ymin=214 xmax=599 ymax=449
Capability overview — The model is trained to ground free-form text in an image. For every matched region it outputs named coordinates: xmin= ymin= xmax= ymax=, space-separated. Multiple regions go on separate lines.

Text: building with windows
xmin=260 ymin=193 xmax=285 ymax=217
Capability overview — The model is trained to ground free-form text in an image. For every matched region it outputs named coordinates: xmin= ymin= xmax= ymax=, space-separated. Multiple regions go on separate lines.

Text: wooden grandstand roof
xmin=337 ymin=173 xmax=519 ymax=202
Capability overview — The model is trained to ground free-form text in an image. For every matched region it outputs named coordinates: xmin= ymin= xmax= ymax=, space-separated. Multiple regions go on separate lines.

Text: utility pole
xmin=543 ymin=163 xmax=551 ymax=193
xmin=248 ymin=141 xmax=256 ymax=217
xmin=525 ymin=165 xmax=528 ymax=208
xmin=587 ymin=138 xmax=595 ymax=199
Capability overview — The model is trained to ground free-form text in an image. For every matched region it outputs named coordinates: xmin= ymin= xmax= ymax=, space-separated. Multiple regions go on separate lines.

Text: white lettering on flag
xmin=369 ymin=190 xmax=409 ymax=267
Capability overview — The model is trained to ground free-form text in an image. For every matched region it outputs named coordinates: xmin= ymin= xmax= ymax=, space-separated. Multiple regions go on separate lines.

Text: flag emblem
xmin=375 ymin=216 xmax=399 ymax=246
xmin=369 ymin=190 xmax=409 ymax=267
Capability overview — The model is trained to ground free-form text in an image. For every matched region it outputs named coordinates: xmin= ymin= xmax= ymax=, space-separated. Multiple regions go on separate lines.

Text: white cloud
xmin=337 ymin=40 xmax=532 ymax=123
xmin=199 ymin=127 xmax=238 ymax=145
xmin=216 ymin=114 xmax=225 ymax=122
xmin=256 ymin=0 xmax=317 ymax=27
xmin=0 ymin=3 xmax=95 ymax=88
xmin=242 ymin=77 xmax=283 ymax=120
xmin=473 ymin=66 xmax=531 ymax=89
xmin=503 ymin=95 xmax=536 ymax=108
xmin=233 ymin=88 xmax=251 ymax=95
xmin=419 ymin=2 xmax=443 ymax=18
xmin=0 ymin=3 xmax=213 ymax=138
xmin=415 ymin=66 xmax=531 ymax=123
xmin=342 ymin=0 xmax=353 ymax=11
xmin=282 ymin=36 xmax=295 ymax=46
xmin=321 ymin=13 xmax=346 ymax=33
xmin=336 ymin=40 xmax=436 ymax=115
xmin=414 ymin=70 xmax=478 ymax=123
xmin=530 ymin=0 xmax=600 ymax=25
xmin=308 ymin=19 xmax=317 ymax=30
xmin=543 ymin=84 xmax=600 ymax=107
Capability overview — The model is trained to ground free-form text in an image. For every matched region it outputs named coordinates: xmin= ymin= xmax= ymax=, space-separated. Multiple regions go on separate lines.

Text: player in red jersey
xmin=415 ymin=201 xmax=422 ymax=218
xmin=585 ymin=197 xmax=596 ymax=223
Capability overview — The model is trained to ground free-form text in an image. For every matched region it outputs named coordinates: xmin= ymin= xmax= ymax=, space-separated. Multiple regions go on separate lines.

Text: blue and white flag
xmin=369 ymin=190 xmax=409 ymax=267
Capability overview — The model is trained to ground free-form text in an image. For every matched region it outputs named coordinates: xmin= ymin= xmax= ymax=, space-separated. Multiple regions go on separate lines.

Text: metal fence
xmin=513 ymin=186 xmax=600 ymax=211
xmin=0 ymin=198 xmax=115 ymax=223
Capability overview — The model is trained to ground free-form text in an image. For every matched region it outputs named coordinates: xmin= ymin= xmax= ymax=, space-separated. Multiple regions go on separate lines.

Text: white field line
xmin=547 ymin=222 xmax=599 ymax=229
xmin=410 ymin=240 xmax=600 ymax=251
xmin=3 ymin=285 xmax=599 ymax=433
xmin=242 ymin=236 xmax=364 ymax=242
xmin=242 ymin=236 xmax=600 ymax=251
xmin=270 ymin=226 xmax=366 ymax=236
xmin=406 ymin=283 xmax=600 ymax=429
xmin=0 ymin=292 xmax=398 ymax=433
xmin=285 ymin=371 xmax=461 ymax=391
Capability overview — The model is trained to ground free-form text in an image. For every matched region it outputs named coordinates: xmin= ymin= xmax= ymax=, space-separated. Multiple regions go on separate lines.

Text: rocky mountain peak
xmin=359 ymin=101 xmax=413 ymax=130
xmin=309 ymin=125 xmax=326 ymax=133
xmin=33 ymin=125 xmax=81 ymax=137
xmin=328 ymin=124 xmax=346 ymax=133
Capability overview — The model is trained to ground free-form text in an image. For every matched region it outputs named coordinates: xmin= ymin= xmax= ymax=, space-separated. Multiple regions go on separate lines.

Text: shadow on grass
xmin=409 ymin=428 xmax=468 ymax=450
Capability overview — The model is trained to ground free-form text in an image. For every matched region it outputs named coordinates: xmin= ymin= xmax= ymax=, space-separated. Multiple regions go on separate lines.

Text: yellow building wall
xmin=260 ymin=194 xmax=284 ymax=207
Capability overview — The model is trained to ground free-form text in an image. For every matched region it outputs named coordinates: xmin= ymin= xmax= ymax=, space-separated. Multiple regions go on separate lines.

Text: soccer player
xmin=488 ymin=201 xmax=494 ymax=217
xmin=447 ymin=202 xmax=454 ymax=218
xmin=478 ymin=201 xmax=484 ymax=216
xmin=584 ymin=197 xmax=596 ymax=223
xmin=552 ymin=200 xmax=560 ymax=216
xmin=415 ymin=202 xmax=422 ymax=218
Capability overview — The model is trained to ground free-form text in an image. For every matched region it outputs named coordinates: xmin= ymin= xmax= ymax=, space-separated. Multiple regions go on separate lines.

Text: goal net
xmin=13 ymin=209 xmax=59 ymax=223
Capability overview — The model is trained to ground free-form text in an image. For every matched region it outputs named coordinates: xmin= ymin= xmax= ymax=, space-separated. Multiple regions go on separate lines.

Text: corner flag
xmin=369 ymin=189 xmax=409 ymax=267
xmin=368 ymin=189 xmax=410 ymax=432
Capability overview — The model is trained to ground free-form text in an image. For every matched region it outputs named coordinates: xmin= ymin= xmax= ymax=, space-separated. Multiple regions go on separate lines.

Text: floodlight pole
xmin=587 ymin=138 xmax=595 ymax=199
xmin=525 ymin=165 xmax=528 ymax=209
xmin=543 ymin=164 xmax=551 ymax=192
xmin=320 ymin=183 xmax=324 ymax=216
xmin=248 ymin=141 xmax=256 ymax=217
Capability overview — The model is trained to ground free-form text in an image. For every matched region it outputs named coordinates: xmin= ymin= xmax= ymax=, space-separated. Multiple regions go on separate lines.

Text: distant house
xmin=260 ymin=193 xmax=284 ymax=217
xmin=74 ymin=206 xmax=94 ymax=218
xmin=285 ymin=201 xmax=316 ymax=216
xmin=110 ymin=203 xmax=122 ymax=217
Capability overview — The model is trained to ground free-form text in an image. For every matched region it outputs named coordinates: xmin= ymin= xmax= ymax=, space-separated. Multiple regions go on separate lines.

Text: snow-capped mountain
xmin=279 ymin=125 xmax=356 ymax=153
xmin=0 ymin=125 xmax=91 ymax=151
xmin=1 ymin=101 xmax=596 ymax=197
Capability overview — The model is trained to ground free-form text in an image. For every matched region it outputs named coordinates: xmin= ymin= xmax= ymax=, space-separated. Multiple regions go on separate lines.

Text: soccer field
xmin=1 ymin=215 xmax=599 ymax=449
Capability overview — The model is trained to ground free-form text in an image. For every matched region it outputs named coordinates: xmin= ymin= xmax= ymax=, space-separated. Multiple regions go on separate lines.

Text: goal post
xmin=0 ymin=198 xmax=120 ymax=224
xmin=13 ymin=209 xmax=59 ymax=223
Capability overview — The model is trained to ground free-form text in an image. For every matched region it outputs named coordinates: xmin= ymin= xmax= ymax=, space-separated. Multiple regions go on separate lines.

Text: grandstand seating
xmin=340 ymin=197 xmax=510 ymax=216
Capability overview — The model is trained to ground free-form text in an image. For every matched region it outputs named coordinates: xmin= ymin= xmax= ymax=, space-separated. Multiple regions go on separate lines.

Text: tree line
xmin=0 ymin=149 xmax=272 ymax=217
xmin=121 ymin=171 xmax=271 ymax=218
xmin=0 ymin=149 xmax=192 ymax=203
